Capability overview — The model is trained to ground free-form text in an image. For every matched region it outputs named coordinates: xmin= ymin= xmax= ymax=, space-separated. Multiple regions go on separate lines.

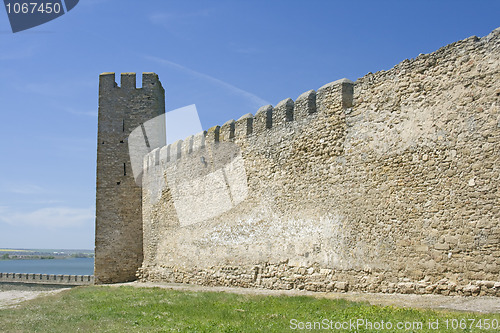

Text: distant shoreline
xmin=0 ymin=249 xmax=94 ymax=261
xmin=0 ymin=256 xmax=93 ymax=261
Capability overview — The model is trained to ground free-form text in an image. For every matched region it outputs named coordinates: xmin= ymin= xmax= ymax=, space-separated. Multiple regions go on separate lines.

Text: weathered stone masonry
xmin=95 ymin=73 xmax=165 ymax=283
xmin=96 ymin=29 xmax=500 ymax=296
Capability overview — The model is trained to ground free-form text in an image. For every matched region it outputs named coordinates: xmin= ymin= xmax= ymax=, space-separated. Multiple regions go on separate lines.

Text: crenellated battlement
xmin=99 ymin=72 xmax=163 ymax=91
xmin=143 ymin=78 xmax=354 ymax=171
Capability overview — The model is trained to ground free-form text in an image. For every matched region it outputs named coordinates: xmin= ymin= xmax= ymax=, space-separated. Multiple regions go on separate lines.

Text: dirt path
xmin=0 ymin=284 xmax=69 ymax=309
xmin=115 ymin=281 xmax=500 ymax=314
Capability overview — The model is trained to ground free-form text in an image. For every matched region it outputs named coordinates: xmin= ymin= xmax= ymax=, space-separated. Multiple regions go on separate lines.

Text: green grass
xmin=0 ymin=286 xmax=499 ymax=332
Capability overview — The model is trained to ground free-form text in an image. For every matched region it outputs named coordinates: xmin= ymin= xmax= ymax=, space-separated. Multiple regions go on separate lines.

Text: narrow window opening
xmin=116 ymin=182 xmax=120 ymax=185
xmin=122 ymin=119 xmax=125 ymax=132
xmin=123 ymin=163 xmax=126 ymax=176
xmin=120 ymin=140 xmax=124 ymax=143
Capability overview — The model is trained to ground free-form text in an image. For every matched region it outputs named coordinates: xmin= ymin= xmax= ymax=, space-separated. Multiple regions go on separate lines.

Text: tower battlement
xmin=99 ymin=72 xmax=163 ymax=91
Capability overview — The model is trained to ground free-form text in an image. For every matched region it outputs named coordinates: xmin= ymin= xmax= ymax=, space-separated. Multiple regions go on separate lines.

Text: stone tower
xmin=95 ymin=72 xmax=165 ymax=283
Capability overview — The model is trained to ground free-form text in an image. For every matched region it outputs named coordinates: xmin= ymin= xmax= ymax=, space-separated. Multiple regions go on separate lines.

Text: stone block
xmin=182 ymin=135 xmax=194 ymax=156
xmin=253 ymin=105 xmax=273 ymax=134
xmin=193 ymin=131 xmax=206 ymax=151
xmin=272 ymin=98 xmax=294 ymax=127
xmin=235 ymin=113 xmax=253 ymax=137
xmin=294 ymin=90 xmax=316 ymax=120
xmin=220 ymin=119 xmax=235 ymax=141
xmin=317 ymin=78 xmax=354 ymax=115
xmin=170 ymin=140 xmax=182 ymax=161
xmin=206 ymin=125 xmax=220 ymax=145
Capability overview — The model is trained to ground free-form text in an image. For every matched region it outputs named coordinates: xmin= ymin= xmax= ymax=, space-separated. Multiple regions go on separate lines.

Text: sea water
xmin=0 ymin=257 xmax=94 ymax=275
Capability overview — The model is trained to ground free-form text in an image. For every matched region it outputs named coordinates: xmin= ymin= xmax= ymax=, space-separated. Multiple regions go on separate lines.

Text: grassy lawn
xmin=0 ymin=286 xmax=499 ymax=332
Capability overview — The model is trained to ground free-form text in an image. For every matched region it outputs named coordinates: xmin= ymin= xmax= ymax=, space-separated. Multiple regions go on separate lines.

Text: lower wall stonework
xmin=137 ymin=265 xmax=500 ymax=297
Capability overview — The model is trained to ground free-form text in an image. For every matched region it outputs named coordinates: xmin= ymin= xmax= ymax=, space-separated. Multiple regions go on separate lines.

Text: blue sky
xmin=0 ymin=0 xmax=498 ymax=250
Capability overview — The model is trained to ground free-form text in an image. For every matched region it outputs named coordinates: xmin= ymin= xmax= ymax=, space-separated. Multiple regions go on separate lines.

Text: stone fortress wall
xmin=96 ymin=28 xmax=500 ymax=296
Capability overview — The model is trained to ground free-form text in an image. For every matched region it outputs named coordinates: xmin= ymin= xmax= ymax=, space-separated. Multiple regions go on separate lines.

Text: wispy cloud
xmin=1 ymin=182 xmax=45 ymax=195
xmin=148 ymin=9 xmax=213 ymax=29
xmin=7 ymin=184 xmax=44 ymax=195
xmin=79 ymin=0 xmax=112 ymax=7
xmin=0 ymin=44 xmax=38 ymax=61
xmin=15 ymin=79 xmax=95 ymax=98
xmin=27 ymin=199 xmax=65 ymax=205
xmin=233 ymin=46 xmax=262 ymax=55
xmin=63 ymin=107 xmax=97 ymax=117
xmin=145 ymin=56 xmax=270 ymax=108
xmin=0 ymin=206 xmax=94 ymax=228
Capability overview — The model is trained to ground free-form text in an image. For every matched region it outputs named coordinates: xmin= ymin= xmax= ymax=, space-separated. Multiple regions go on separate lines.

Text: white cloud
xmin=0 ymin=206 xmax=94 ymax=228
xmin=79 ymin=0 xmax=112 ymax=7
xmin=63 ymin=107 xmax=97 ymax=117
xmin=145 ymin=55 xmax=270 ymax=108
xmin=0 ymin=182 xmax=46 ymax=195
xmin=6 ymin=184 xmax=44 ymax=195
xmin=148 ymin=9 xmax=213 ymax=28
xmin=0 ymin=44 xmax=38 ymax=61
xmin=27 ymin=199 xmax=65 ymax=205
xmin=233 ymin=46 xmax=262 ymax=55
xmin=15 ymin=78 xmax=95 ymax=98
